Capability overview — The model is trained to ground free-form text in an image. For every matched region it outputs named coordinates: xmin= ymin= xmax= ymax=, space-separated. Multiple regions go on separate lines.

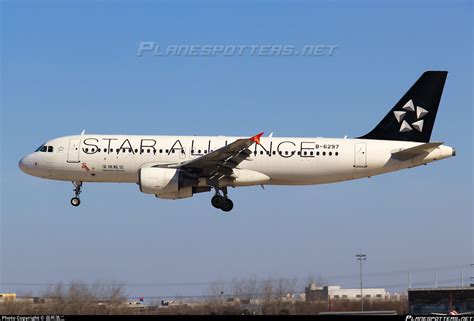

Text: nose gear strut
xmin=70 ymin=181 xmax=83 ymax=207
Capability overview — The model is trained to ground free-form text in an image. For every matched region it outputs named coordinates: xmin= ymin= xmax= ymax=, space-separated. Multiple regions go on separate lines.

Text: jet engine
xmin=139 ymin=167 xmax=197 ymax=200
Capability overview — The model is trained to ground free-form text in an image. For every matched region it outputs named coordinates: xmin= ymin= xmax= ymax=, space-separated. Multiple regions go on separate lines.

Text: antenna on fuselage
xmin=268 ymin=132 xmax=273 ymax=137
xmin=80 ymin=130 xmax=85 ymax=135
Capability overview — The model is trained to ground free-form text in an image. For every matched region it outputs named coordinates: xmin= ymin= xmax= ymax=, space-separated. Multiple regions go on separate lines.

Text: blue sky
xmin=1 ymin=0 xmax=472 ymax=298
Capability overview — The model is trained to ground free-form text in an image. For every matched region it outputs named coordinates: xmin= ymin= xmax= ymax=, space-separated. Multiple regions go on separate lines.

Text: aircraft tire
xmin=211 ymin=195 xmax=225 ymax=209
xmin=71 ymin=197 xmax=81 ymax=207
xmin=221 ymin=198 xmax=234 ymax=212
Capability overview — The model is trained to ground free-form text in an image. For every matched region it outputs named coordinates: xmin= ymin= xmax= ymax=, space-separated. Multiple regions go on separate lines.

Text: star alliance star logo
xmin=393 ymin=99 xmax=428 ymax=133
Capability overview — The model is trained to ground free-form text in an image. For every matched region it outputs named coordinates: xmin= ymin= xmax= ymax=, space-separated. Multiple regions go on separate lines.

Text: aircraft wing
xmin=173 ymin=132 xmax=264 ymax=181
xmin=391 ymin=142 xmax=443 ymax=161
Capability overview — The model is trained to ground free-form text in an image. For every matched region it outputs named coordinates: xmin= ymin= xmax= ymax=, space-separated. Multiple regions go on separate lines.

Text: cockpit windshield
xmin=35 ymin=144 xmax=46 ymax=152
xmin=35 ymin=144 xmax=53 ymax=153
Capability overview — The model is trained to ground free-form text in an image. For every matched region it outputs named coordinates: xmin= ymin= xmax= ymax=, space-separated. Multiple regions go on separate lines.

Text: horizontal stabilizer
xmin=391 ymin=142 xmax=443 ymax=161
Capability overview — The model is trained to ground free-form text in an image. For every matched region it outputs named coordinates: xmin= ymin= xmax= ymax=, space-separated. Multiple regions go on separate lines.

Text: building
xmin=305 ymin=284 xmax=388 ymax=302
xmin=408 ymin=286 xmax=474 ymax=315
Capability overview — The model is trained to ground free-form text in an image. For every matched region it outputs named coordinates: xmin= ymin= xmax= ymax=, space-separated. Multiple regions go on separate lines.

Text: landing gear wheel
xmin=211 ymin=195 xmax=225 ymax=209
xmin=221 ymin=198 xmax=234 ymax=212
xmin=70 ymin=197 xmax=81 ymax=207
xmin=211 ymin=187 xmax=233 ymax=212
xmin=71 ymin=181 xmax=83 ymax=207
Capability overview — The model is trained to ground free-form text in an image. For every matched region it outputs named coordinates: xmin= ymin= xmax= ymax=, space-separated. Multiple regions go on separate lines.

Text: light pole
xmin=470 ymin=263 xmax=474 ymax=287
xmin=356 ymin=253 xmax=367 ymax=311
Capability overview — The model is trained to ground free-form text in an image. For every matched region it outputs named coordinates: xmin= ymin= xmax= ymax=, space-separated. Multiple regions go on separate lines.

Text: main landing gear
xmin=211 ymin=187 xmax=234 ymax=212
xmin=70 ymin=181 xmax=83 ymax=207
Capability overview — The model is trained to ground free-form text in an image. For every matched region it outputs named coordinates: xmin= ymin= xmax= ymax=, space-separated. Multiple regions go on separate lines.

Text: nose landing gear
xmin=70 ymin=181 xmax=83 ymax=207
xmin=211 ymin=187 xmax=234 ymax=212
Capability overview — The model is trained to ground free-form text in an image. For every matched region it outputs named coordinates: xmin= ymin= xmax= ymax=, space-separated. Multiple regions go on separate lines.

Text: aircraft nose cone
xmin=19 ymin=155 xmax=34 ymax=174
xmin=19 ymin=157 xmax=27 ymax=172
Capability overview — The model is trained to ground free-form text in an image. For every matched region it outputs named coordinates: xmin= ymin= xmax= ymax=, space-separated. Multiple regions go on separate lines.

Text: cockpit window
xmin=35 ymin=144 xmax=53 ymax=152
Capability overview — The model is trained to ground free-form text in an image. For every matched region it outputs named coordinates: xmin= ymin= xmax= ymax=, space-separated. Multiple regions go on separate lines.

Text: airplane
xmin=19 ymin=71 xmax=455 ymax=212
xmin=432 ymin=311 xmax=473 ymax=316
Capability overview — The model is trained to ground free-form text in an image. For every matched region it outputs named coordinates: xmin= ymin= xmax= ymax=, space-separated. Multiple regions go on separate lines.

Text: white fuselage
xmin=19 ymin=135 xmax=455 ymax=187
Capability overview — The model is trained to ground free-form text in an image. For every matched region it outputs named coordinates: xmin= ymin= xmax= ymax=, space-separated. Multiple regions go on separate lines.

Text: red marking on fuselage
xmin=81 ymin=163 xmax=90 ymax=172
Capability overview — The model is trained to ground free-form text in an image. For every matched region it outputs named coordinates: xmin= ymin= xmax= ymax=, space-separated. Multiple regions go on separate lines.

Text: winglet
xmin=250 ymin=132 xmax=264 ymax=145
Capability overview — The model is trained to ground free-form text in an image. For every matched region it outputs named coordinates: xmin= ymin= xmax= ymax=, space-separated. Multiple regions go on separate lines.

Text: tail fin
xmin=359 ymin=71 xmax=448 ymax=142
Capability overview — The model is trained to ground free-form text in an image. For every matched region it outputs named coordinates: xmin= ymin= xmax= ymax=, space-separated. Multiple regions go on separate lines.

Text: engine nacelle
xmin=139 ymin=167 xmax=195 ymax=200
xmin=156 ymin=188 xmax=192 ymax=200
